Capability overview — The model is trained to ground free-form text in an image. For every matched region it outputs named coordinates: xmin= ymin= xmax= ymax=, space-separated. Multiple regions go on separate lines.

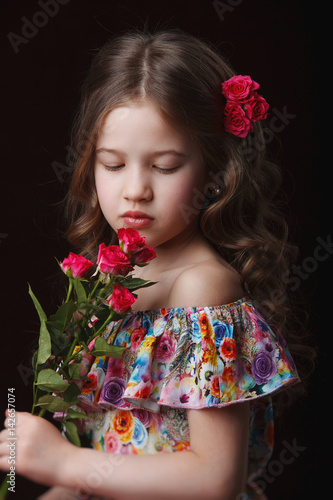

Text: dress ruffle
xmin=75 ymin=297 xmax=299 ymax=413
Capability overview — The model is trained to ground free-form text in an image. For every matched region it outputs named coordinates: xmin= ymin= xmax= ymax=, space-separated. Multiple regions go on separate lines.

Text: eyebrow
xmin=95 ymin=148 xmax=188 ymax=158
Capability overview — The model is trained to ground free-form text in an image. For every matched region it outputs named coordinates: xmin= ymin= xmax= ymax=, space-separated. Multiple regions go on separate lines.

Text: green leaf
xmin=28 ymin=284 xmax=47 ymax=322
xmin=120 ymin=277 xmax=157 ymax=291
xmin=47 ymin=300 xmax=76 ymax=332
xmin=68 ymin=363 xmax=80 ymax=380
xmin=32 ymin=350 xmax=38 ymax=371
xmin=73 ymin=277 xmax=87 ymax=305
xmin=36 ymin=395 xmax=71 ymax=412
xmin=37 ymin=320 xmax=52 ymax=365
xmin=48 ymin=329 xmax=68 ymax=356
xmin=36 ymin=369 xmax=69 ymax=393
xmin=62 ymin=381 xmax=81 ymax=405
xmin=64 ymin=421 xmax=81 ymax=447
xmin=66 ymin=408 xmax=92 ymax=420
xmin=90 ymin=337 xmax=125 ymax=358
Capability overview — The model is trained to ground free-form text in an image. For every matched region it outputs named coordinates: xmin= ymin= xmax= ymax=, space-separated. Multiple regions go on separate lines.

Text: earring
xmin=211 ymin=185 xmax=221 ymax=197
xmin=205 ymin=185 xmax=222 ymax=203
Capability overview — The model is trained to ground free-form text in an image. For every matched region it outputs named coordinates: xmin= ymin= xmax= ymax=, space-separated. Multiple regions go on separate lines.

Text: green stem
xmin=65 ymin=278 xmax=73 ymax=303
xmin=31 ymin=360 xmax=40 ymax=415
xmin=90 ymin=277 xmax=101 ymax=299
xmin=0 ymin=477 xmax=9 ymax=499
xmin=60 ymin=334 xmax=80 ymax=369
xmin=90 ymin=311 xmax=114 ymax=341
xmin=64 ymin=310 xmax=115 ymax=363
xmin=61 ymin=280 xmax=111 ymax=365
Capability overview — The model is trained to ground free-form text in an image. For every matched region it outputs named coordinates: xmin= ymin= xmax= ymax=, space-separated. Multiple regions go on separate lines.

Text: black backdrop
xmin=1 ymin=1 xmax=328 ymax=498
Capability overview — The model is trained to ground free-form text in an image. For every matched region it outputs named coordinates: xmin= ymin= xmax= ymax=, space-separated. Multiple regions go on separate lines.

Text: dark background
xmin=1 ymin=0 xmax=328 ymax=498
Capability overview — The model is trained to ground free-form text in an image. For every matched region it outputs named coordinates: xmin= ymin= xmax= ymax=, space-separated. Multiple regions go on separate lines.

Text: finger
xmin=4 ymin=410 xmax=30 ymax=428
xmin=0 ymin=428 xmax=10 ymax=441
xmin=0 ymin=441 xmax=10 ymax=456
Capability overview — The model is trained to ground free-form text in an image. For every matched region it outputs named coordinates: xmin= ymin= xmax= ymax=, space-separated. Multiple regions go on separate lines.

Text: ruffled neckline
xmin=73 ymin=295 xmax=299 ymax=415
xmin=130 ymin=295 xmax=249 ymax=316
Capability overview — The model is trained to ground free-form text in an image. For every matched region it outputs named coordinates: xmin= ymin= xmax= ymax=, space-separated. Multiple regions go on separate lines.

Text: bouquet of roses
xmin=30 ymin=228 xmax=156 ymax=435
xmin=0 ymin=228 xmax=155 ymax=498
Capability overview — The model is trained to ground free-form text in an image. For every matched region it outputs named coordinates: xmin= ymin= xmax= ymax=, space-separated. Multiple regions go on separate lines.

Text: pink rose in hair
xmin=97 ymin=243 xmax=133 ymax=276
xmin=223 ymin=103 xmax=253 ymax=138
xmin=245 ymin=93 xmax=269 ymax=122
xmin=60 ymin=252 xmax=94 ymax=279
xmin=221 ymin=75 xmax=260 ymax=102
xmin=107 ymin=284 xmax=136 ymax=313
xmin=221 ymin=74 xmax=269 ymax=138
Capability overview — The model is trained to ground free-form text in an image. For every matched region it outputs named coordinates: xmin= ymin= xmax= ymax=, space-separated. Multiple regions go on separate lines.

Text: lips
xmin=121 ymin=211 xmax=154 ymax=229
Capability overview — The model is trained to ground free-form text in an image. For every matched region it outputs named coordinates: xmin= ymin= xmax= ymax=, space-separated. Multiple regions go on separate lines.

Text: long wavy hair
xmin=65 ymin=29 xmax=315 ymax=406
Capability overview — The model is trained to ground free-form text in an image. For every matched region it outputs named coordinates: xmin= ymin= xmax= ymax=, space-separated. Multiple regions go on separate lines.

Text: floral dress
xmin=72 ymin=297 xmax=299 ymax=499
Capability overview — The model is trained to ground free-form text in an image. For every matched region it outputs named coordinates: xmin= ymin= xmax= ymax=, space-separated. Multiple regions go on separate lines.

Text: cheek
xmin=172 ymin=177 xmax=206 ymax=210
xmin=161 ymin=180 xmax=204 ymax=228
xmin=94 ymin=173 xmax=116 ymax=216
xmin=95 ymin=169 xmax=112 ymax=199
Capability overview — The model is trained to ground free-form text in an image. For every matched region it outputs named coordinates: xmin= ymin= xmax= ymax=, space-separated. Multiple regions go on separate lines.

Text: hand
xmin=0 ymin=411 xmax=77 ymax=488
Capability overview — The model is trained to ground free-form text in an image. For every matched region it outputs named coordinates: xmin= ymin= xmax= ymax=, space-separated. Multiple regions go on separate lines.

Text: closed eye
xmin=102 ymin=164 xmax=181 ymax=174
xmin=153 ymin=165 xmax=181 ymax=174
xmin=103 ymin=164 xmax=125 ymax=171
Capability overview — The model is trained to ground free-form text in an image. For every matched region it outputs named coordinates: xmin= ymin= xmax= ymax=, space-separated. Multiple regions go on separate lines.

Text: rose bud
xmin=118 ymin=228 xmax=147 ymax=254
xmin=97 ymin=243 xmax=134 ymax=276
xmin=60 ymin=253 xmax=94 ymax=279
xmin=107 ymin=284 xmax=137 ymax=314
xmin=130 ymin=246 xmax=156 ymax=266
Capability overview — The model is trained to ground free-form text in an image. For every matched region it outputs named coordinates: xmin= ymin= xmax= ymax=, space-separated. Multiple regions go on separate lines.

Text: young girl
xmin=0 ymin=29 xmax=309 ymax=499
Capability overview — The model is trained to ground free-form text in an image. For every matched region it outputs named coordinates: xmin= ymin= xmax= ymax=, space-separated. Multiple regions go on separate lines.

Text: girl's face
xmin=94 ymin=101 xmax=207 ymax=250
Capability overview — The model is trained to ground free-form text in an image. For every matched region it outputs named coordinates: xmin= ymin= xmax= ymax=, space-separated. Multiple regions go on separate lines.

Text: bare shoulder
xmin=168 ymin=258 xmax=244 ymax=308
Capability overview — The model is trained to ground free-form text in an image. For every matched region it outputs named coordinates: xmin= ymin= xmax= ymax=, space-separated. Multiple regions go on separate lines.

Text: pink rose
xmin=156 ymin=332 xmax=177 ymax=362
xmin=245 ymin=93 xmax=269 ymax=121
xmin=118 ymin=228 xmax=146 ymax=254
xmin=130 ymin=246 xmax=156 ymax=266
xmin=97 ymin=243 xmax=133 ymax=276
xmin=107 ymin=284 xmax=136 ymax=313
xmin=118 ymin=228 xmax=156 ymax=266
xmin=60 ymin=252 xmax=94 ymax=279
xmin=131 ymin=328 xmax=146 ymax=350
xmin=221 ymin=75 xmax=260 ymax=102
xmin=224 ymin=103 xmax=253 ymax=138
xmin=132 ymin=408 xmax=153 ymax=428
xmin=105 ymin=431 xmax=122 ymax=453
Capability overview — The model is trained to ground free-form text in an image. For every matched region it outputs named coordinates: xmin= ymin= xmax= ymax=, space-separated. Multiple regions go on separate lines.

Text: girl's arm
xmin=1 ymin=403 xmax=249 ymax=500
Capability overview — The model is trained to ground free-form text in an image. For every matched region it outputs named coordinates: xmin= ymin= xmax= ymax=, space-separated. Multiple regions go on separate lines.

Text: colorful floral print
xmin=73 ymin=297 xmax=299 ymax=499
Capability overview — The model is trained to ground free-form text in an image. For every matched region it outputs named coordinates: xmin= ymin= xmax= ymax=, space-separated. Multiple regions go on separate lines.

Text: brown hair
xmin=65 ymin=29 xmax=315 ymax=405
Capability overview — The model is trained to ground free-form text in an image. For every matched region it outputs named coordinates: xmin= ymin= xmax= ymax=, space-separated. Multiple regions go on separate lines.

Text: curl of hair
xmin=64 ymin=29 xmax=316 ymax=410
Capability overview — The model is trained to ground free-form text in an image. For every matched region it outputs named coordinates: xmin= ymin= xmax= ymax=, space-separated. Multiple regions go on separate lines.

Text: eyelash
xmin=103 ymin=164 xmax=180 ymax=174
xmin=103 ymin=164 xmax=125 ymax=171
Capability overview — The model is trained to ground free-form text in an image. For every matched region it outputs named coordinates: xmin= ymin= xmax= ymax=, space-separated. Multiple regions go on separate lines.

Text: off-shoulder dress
xmin=70 ymin=297 xmax=299 ymax=499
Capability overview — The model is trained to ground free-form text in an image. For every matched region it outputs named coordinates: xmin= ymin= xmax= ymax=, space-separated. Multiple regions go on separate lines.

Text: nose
xmin=123 ymin=165 xmax=153 ymax=202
